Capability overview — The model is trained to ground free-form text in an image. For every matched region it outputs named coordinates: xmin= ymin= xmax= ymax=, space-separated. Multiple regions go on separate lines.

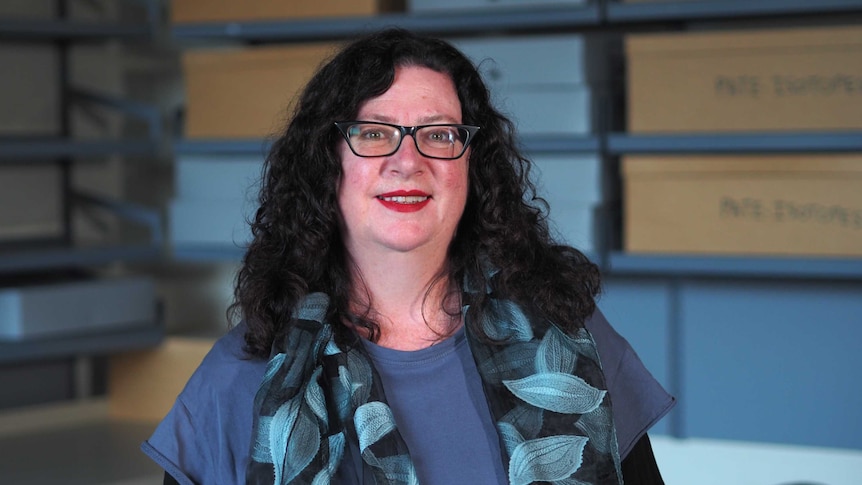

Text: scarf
xmin=247 ymin=292 xmax=622 ymax=484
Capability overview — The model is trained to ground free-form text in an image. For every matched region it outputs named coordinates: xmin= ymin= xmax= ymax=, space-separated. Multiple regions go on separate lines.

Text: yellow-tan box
xmin=170 ymin=0 xmax=404 ymax=23
xmin=182 ymin=43 xmax=340 ymax=139
xmin=622 ymin=154 xmax=862 ymax=257
xmin=108 ymin=336 xmax=216 ymax=422
xmin=626 ymin=26 xmax=862 ymax=133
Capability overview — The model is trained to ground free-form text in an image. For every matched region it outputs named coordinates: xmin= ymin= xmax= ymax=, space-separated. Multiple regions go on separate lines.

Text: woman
xmin=144 ymin=28 xmax=673 ymax=484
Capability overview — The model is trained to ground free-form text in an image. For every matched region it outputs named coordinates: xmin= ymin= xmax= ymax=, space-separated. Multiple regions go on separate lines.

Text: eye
xmin=360 ymin=127 xmax=384 ymax=140
xmin=424 ymin=126 xmax=458 ymax=144
xmin=350 ymin=124 xmax=397 ymax=142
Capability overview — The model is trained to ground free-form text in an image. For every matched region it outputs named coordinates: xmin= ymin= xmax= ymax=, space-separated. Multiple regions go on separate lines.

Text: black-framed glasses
xmin=334 ymin=121 xmax=480 ymax=160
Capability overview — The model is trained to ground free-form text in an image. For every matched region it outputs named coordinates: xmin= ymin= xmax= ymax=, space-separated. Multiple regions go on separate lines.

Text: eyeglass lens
xmin=344 ymin=123 xmax=470 ymax=159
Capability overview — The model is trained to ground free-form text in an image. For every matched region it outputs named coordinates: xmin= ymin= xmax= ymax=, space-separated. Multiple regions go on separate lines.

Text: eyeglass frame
xmin=334 ymin=121 xmax=481 ymax=160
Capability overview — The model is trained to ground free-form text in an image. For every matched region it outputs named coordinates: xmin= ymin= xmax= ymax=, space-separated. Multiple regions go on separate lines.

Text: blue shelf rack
xmin=173 ymin=134 xmax=602 ymax=156
xmin=605 ymin=0 xmax=862 ymax=23
xmin=605 ymin=252 xmax=862 ymax=281
xmin=170 ymin=5 xmax=601 ymax=42
xmin=0 ymin=322 xmax=164 ymax=364
xmin=606 ymin=132 xmax=862 ymax=155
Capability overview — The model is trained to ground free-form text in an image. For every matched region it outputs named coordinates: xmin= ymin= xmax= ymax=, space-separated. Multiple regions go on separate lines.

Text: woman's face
xmin=337 ymin=65 xmax=469 ymax=260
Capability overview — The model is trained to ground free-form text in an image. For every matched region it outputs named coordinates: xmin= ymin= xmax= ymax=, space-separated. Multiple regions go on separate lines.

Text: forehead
xmin=356 ymin=65 xmax=461 ymax=123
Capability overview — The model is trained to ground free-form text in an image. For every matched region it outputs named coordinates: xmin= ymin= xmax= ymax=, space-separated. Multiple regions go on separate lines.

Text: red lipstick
xmin=377 ymin=190 xmax=431 ymax=213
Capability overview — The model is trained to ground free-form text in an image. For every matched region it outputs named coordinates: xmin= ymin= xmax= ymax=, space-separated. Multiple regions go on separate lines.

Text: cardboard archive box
xmin=170 ymin=0 xmax=404 ymax=23
xmin=0 ymin=165 xmax=62 ymax=243
xmin=182 ymin=43 xmax=340 ymax=139
xmin=109 ymin=336 xmax=216 ymax=422
xmin=622 ymin=154 xmax=862 ymax=257
xmin=0 ymin=276 xmax=156 ymax=340
xmin=452 ymin=34 xmax=609 ymax=136
xmin=410 ymin=0 xmax=584 ymax=13
xmin=169 ymin=154 xmax=261 ymax=247
xmin=533 ymin=154 xmax=609 ymax=253
xmin=626 ymin=26 xmax=862 ymax=132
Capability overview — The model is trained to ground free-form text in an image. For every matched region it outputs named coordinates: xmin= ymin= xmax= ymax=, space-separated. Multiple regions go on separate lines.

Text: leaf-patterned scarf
xmin=246 ymin=292 xmax=622 ymax=484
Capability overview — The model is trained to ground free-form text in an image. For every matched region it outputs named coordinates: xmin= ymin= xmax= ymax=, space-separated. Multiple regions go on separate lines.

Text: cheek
xmin=451 ymin=163 xmax=470 ymax=194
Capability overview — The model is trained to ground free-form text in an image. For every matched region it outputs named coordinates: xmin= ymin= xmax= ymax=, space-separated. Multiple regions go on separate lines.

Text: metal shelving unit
xmin=168 ymin=0 xmax=862 ymax=43
xmin=0 ymin=322 xmax=163 ymax=365
xmin=171 ymin=243 xmax=247 ymax=262
xmin=605 ymin=0 xmax=862 ymax=23
xmin=172 ymin=134 xmax=602 ymax=156
xmin=0 ymin=1 xmax=165 ymax=367
xmin=170 ymin=5 xmax=601 ymax=42
xmin=606 ymin=132 xmax=862 ymax=155
xmin=0 ymin=19 xmax=152 ymax=40
xmin=166 ymin=0 xmax=862 ymax=280
xmin=605 ymin=252 xmax=862 ymax=281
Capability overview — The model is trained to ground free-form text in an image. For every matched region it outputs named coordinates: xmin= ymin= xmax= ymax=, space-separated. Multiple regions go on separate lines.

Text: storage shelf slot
xmin=171 ymin=6 xmax=601 ymax=42
xmin=607 ymin=132 xmax=862 ymax=155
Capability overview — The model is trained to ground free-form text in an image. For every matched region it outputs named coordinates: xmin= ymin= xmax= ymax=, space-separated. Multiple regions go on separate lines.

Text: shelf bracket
xmin=72 ymin=190 xmax=164 ymax=246
xmin=70 ymin=87 xmax=163 ymax=143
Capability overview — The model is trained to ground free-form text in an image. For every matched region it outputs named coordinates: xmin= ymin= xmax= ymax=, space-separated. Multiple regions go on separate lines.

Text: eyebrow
xmin=360 ymin=114 xmax=460 ymax=125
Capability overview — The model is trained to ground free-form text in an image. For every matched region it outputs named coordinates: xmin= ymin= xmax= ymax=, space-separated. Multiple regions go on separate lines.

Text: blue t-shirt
xmin=356 ymin=326 xmax=509 ymax=484
xmin=142 ymin=309 xmax=674 ymax=485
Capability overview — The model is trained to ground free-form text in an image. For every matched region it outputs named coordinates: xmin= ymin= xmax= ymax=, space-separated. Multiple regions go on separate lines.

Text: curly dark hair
xmin=230 ymin=28 xmax=601 ymax=358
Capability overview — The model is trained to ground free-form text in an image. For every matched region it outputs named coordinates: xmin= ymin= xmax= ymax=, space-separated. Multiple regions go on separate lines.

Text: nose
xmin=385 ymin=133 xmax=424 ymax=176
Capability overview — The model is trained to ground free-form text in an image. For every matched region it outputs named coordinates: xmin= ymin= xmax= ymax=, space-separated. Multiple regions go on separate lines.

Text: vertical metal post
xmin=57 ymin=0 xmax=73 ymax=246
xmin=667 ymin=277 xmax=684 ymax=438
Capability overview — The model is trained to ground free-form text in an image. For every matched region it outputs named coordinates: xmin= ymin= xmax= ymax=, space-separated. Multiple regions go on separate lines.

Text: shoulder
xmin=181 ymin=321 xmax=268 ymax=407
xmin=585 ymin=309 xmax=676 ymax=458
xmin=143 ymin=322 xmax=269 ymax=484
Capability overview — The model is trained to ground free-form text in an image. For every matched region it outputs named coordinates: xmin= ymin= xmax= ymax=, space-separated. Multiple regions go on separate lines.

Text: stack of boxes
xmin=622 ymin=26 xmax=862 ymax=257
xmin=169 ymin=3 xmax=399 ymax=251
xmin=169 ymin=154 xmax=263 ymax=249
xmin=452 ymin=32 xmax=613 ymax=253
xmin=0 ymin=3 xmax=156 ymax=342
xmin=0 ymin=4 xmax=62 ymax=246
xmin=172 ymin=0 xmax=611 ymax=256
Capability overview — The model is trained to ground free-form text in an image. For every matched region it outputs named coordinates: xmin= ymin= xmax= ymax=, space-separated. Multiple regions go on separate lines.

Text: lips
xmin=377 ymin=190 xmax=431 ymax=212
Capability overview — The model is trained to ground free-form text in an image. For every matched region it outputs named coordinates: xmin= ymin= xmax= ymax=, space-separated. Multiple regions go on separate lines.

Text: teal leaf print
xmin=503 ymin=373 xmax=606 ymax=414
xmin=355 ymin=401 xmax=397 ymax=453
xmin=571 ymin=328 xmax=600 ymax=364
xmin=508 ymin=435 xmax=589 ymax=485
xmin=304 ymin=367 xmax=327 ymax=424
xmin=311 ymin=432 xmax=345 ymax=485
xmin=500 ymin=404 xmax=544 ymax=441
xmin=324 ymin=339 xmax=341 ymax=356
xmin=268 ymin=400 xmax=297 ymax=484
xmin=284 ymin=331 xmax=315 ymax=386
xmin=377 ymin=455 xmax=420 ymax=485
xmin=270 ymin=398 xmax=321 ymax=484
xmin=478 ymin=341 xmax=540 ymax=384
xmin=346 ymin=348 xmax=373 ymax=406
xmin=254 ymin=353 xmax=287 ymax=412
xmin=497 ymin=421 xmax=525 ymax=457
xmin=483 ymin=300 xmax=534 ymax=342
xmin=263 ymin=352 xmax=286 ymax=385
xmin=294 ymin=292 xmax=329 ymax=321
xmin=334 ymin=348 xmax=373 ymax=421
xmin=537 ymin=325 xmax=578 ymax=375
xmin=554 ymin=477 xmax=592 ymax=485
xmin=575 ymin=405 xmax=613 ymax=454
xmin=251 ymin=416 xmax=273 ymax=461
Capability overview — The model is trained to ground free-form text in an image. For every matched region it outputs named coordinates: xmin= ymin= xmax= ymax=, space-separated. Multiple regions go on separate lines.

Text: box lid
xmin=182 ymin=43 xmax=340 ymax=70
xmin=622 ymin=154 xmax=862 ymax=176
xmin=626 ymin=25 xmax=862 ymax=57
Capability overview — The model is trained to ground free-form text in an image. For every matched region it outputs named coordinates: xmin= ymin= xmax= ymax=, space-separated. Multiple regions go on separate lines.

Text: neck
xmin=347 ymin=248 xmax=461 ymax=350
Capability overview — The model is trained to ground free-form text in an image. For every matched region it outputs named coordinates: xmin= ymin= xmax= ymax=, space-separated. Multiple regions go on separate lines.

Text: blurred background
xmin=0 ymin=0 xmax=861 ymax=483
